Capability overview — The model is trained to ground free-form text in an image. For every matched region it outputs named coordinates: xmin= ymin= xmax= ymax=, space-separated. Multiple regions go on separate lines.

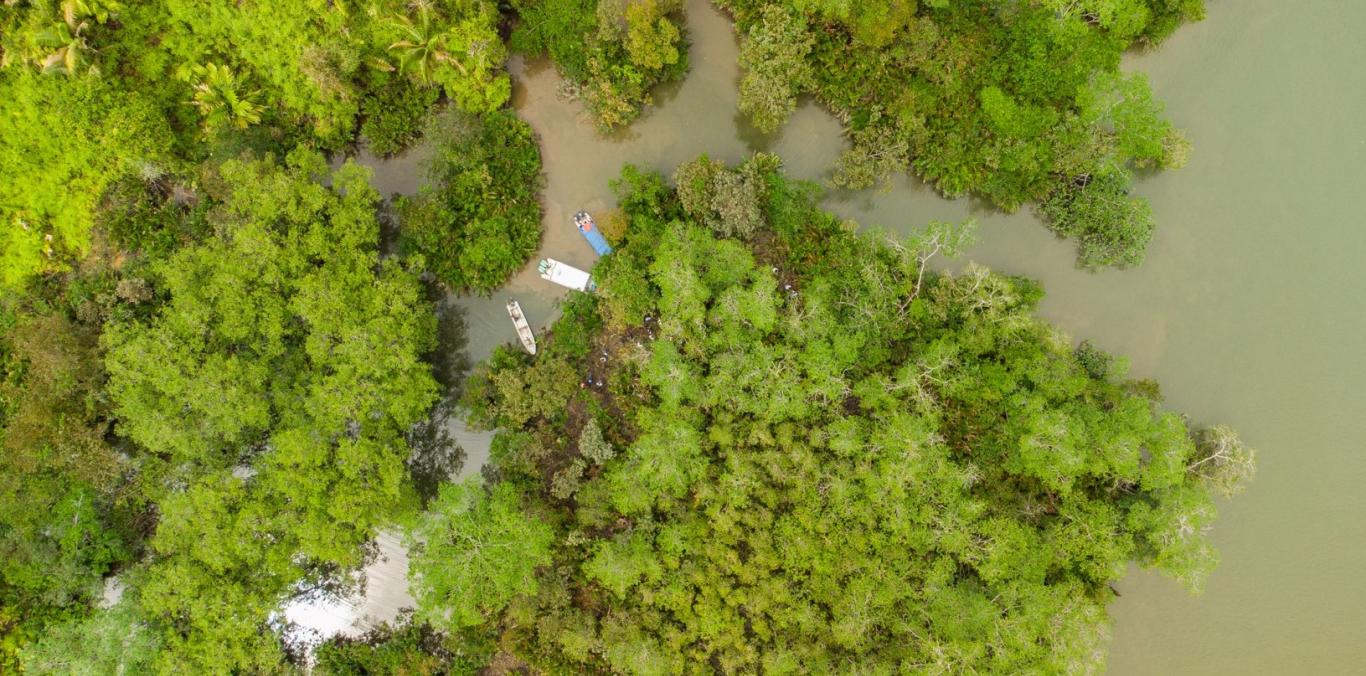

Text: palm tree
xmin=189 ymin=63 xmax=264 ymax=131
xmin=36 ymin=15 xmax=94 ymax=75
xmin=386 ymin=3 xmax=457 ymax=85
xmin=61 ymin=0 xmax=121 ymax=25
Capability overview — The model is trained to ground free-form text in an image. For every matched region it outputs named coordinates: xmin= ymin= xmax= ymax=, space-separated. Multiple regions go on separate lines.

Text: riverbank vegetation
xmin=0 ymin=0 xmax=552 ymax=667
xmin=0 ymin=0 xmax=525 ymax=289
xmin=0 ymin=0 xmax=1247 ymax=672
xmin=2 ymin=151 xmax=450 ymax=672
xmin=724 ymin=0 xmax=1202 ymax=268
xmin=410 ymin=157 xmax=1253 ymax=671
xmin=398 ymin=109 xmax=545 ymax=294
xmin=511 ymin=0 xmax=690 ymax=130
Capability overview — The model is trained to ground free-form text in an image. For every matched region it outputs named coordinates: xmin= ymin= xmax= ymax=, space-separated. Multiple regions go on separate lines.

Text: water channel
xmin=301 ymin=1 xmax=1366 ymax=670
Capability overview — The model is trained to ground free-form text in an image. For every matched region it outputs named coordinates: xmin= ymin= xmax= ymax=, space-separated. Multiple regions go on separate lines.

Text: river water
xmin=311 ymin=0 xmax=1366 ymax=670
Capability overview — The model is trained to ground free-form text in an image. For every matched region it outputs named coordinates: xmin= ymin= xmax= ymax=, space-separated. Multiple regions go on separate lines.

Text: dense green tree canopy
xmin=722 ymin=0 xmax=1202 ymax=268
xmin=313 ymin=611 xmax=495 ymax=676
xmin=510 ymin=0 xmax=689 ymax=129
xmin=19 ymin=594 xmax=160 ymax=676
xmin=0 ymin=312 xmax=134 ymax=612
xmin=1 ymin=0 xmax=509 ymax=140
xmin=398 ymin=109 xmax=546 ymax=294
xmin=0 ymin=0 xmax=520 ymax=289
xmin=0 ymin=1 xmax=1249 ymax=671
xmin=0 ymin=70 xmax=173 ymax=287
xmin=421 ymin=157 xmax=1252 ymax=672
xmin=102 ymin=150 xmax=439 ymax=671
xmin=0 ymin=3 xmax=551 ymax=662
xmin=409 ymin=480 xmax=555 ymax=629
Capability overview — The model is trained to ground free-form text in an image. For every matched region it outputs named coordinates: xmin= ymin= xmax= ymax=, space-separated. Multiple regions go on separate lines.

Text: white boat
xmin=537 ymin=258 xmax=596 ymax=292
xmin=506 ymin=300 xmax=537 ymax=355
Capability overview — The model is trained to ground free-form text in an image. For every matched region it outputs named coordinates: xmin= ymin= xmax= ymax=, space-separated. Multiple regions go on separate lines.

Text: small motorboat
xmin=537 ymin=258 xmax=596 ymax=292
xmin=506 ymin=299 xmax=537 ymax=355
xmin=574 ymin=210 xmax=613 ymax=256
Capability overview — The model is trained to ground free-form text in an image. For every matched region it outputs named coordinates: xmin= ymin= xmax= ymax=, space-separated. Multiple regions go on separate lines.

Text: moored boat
xmin=506 ymin=299 xmax=537 ymax=355
xmin=574 ymin=210 xmax=613 ymax=256
xmin=537 ymin=258 xmax=596 ymax=292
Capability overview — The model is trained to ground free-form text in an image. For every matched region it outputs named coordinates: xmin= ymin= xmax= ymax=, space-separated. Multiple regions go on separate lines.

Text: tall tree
xmin=103 ymin=150 xmax=439 ymax=671
xmin=408 ymin=480 xmax=555 ymax=629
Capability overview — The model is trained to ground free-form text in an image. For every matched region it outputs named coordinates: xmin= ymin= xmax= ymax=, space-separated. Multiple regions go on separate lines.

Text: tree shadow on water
xmin=406 ymin=289 xmax=473 ymax=505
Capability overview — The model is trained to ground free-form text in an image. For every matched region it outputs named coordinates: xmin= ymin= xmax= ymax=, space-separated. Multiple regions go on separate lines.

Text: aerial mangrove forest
xmin=0 ymin=0 xmax=1253 ymax=673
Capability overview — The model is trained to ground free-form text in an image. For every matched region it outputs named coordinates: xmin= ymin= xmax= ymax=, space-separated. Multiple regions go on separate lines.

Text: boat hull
xmin=537 ymin=258 xmax=595 ymax=292
xmin=506 ymin=300 xmax=537 ymax=355
xmin=575 ymin=211 xmax=613 ymax=256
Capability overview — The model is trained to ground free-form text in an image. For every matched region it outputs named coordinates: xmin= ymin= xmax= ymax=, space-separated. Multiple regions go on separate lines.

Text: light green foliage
xmin=384 ymin=0 xmax=511 ymax=113
xmin=0 ymin=0 xmax=496 ymax=152
xmin=409 ymin=480 xmax=555 ymax=628
xmin=1189 ymin=425 xmax=1257 ymax=498
xmin=624 ymin=0 xmax=682 ymax=71
xmin=792 ymin=0 xmax=919 ymax=47
xmin=1079 ymin=70 xmax=1191 ymax=170
xmin=185 ymin=62 xmax=262 ymax=133
xmin=831 ymin=120 xmax=910 ymax=190
xmin=398 ymin=109 xmax=544 ymax=293
xmin=103 ymin=150 xmax=438 ymax=671
xmin=579 ymin=418 xmax=617 ymax=464
xmin=455 ymin=159 xmax=1252 ymax=671
xmin=584 ymin=530 xmax=663 ymax=599
xmin=738 ymin=5 xmax=814 ymax=133
xmin=0 ymin=0 xmax=119 ymax=75
xmin=19 ymin=598 xmax=160 ymax=676
xmin=721 ymin=0 xmax=1205 ymax=267
xmin=158 ymin=0 xmax=367 ymax=142
xmin=158 ymin=0 xmax=502 ymax=139
xmin=0 ymin=71 xmax=172 ymax=288
xmin=510 ymin=0 xmax=688 ymax=130
xmin=551 ymin=458 xmax=588 ymax=498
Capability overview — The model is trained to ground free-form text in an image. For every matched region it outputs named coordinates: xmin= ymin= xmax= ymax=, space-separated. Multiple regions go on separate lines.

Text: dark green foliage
xmin=398 ymin=110 xmax=545 ymax=294
xmin=721 ymin=0 xmax=1204 ymax=268
xmin=546 ymin=292 xmax=604 ymax=362
xmin=99 ymin=176 xmax=211 ymax=260
xmin=0 ymin=312 xmax=139 ymax=616
xmin=1040 ymin=169 xmax=1154 ymax=269
xmin=314 ymin=612 xmax=494 ymax=676
xmin=420 ymin=159 xmax=1253 ymax=672
xmin=510 ymin=0 xmax=689 ymax=130
xmin=360 ymin=79 xmax=441 ymax=157
xmin=672 ymin=154 xmax=778 ymax=239
xmin=1074 ymin=339 xmax=1118 ymax=380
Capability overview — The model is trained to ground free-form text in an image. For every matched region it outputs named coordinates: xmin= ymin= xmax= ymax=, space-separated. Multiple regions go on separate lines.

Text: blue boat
xmin=574 ymin=211 xmax=613 ymax=257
